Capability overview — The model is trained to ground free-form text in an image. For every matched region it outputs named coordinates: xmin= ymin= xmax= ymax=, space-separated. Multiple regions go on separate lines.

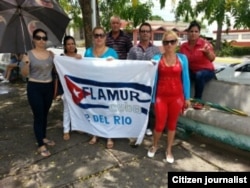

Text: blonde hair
xmin=92 ymin=26 xmax=106 ymax=35
xmin=162 ymin=30 xmax=178 ymax=41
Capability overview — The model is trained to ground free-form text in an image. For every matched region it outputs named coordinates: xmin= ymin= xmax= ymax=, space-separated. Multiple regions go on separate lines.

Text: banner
xmin=54 ymin=56 xmax=157 ymax=144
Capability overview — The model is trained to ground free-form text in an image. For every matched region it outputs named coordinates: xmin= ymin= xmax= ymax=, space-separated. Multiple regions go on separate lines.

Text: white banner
xmin=54 ymin=56 xmax=157 ymax=144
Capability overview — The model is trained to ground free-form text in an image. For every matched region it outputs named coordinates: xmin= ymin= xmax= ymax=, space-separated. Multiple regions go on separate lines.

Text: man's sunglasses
xmin=162 ymin=40 xmax=177 ymax=46
xmin=140 ymin=30 xmax=151 ymax=33
xmin=94 ymin=33 xmax=105 ymax=39
xmin=34 ymin=35 xmax=48 ymax=41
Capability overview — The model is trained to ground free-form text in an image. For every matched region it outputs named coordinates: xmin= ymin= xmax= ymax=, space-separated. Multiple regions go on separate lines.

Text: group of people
xmin=19 ymin=17 xmax=215 ymax=163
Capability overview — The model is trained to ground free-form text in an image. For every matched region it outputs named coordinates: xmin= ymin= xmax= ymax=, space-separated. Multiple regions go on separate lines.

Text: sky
xmin=149 ymin=0 xmax=218 ymax=32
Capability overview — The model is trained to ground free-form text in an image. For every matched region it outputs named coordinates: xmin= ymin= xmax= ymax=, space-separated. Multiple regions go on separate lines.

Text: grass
xmin=215 ymin=57 xmax=243 ymax=64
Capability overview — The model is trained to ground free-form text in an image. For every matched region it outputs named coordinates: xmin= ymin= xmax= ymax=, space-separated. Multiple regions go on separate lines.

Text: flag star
xmin=73 ymin=88 xmax=80 ymax=98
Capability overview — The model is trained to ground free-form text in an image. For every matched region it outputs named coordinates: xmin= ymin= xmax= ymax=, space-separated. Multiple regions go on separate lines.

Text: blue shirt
xmin=84 ymin=47 xmax=118 ymax=59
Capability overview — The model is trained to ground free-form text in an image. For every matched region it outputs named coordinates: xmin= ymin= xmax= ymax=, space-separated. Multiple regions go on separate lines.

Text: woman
xmin=84 ymin=26 xmax=118 ymax=149
xmin=147 ymin=30 xmax=191 ymax=163
xmin=61 ymin=35 xmax=82 ymax=140
xmin=180 ymin=20 xmax=215 ymax=110
xmin=21 ymin=28 xmax=55 ymax=157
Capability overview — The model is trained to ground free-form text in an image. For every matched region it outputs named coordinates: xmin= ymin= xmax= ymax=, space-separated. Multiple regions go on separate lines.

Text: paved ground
xmin=1 ymin=81 xmax=250 ymax=188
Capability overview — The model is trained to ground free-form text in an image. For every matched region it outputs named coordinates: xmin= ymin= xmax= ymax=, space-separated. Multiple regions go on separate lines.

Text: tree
xmin=58 ymin=0 xmax=83 ymax=37
xmin=232 ymin=0 xmax=250 ymax=29
xmin=78 ymin=0 xmax=93 ymax=48
xmin=161 ymin=0 xmax=250 ymax=52
xmin=99 ymin=0 xmax=152 ymax=31
xmin=174 ymin=0 xmax=235 ymax=52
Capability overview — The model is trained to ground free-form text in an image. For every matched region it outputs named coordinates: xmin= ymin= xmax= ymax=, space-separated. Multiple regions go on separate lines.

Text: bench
xmin=178 ymin=79 xmax=250 ymax=151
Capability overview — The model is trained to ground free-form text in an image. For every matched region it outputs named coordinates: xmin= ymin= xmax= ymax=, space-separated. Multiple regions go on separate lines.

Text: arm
xmin=20 ymin=53 xmax=30 ymax=77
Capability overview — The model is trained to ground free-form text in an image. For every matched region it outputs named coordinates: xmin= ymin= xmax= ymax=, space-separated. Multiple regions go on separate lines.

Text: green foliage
xmin=150 ymin=15 xmax=164 ymax=21
xmin=231 ymin=46 xmax=250 ymax=56
xmin=120 ymin=2 xmax=153 ymax=28
xmin=99 ymin=0 xmax=152 ymax=31
xmin=217 ymin=40 xmax=250 ymax=57
xmin=58 ymin=0 xmax=83 ymax=28
xmin=217 ymin=40 xmax=234 ymax=56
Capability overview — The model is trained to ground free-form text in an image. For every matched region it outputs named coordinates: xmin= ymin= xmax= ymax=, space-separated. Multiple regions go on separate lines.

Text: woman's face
xmin=33 ymin=31 xmax=47 ymax=48
xmin=65 ymin=39 xmax=76 ymax=53
xmin=188 ymin=26 xmax=200 ymax=41
xmin=162 ymin=34 xmax=178 ymax=53
xmin=93 ymin=29 xmax=106 ymax=47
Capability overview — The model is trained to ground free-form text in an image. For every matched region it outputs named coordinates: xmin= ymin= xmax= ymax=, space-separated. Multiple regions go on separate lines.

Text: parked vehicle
xmin=215 ymin=58 xmax=250 ymax=85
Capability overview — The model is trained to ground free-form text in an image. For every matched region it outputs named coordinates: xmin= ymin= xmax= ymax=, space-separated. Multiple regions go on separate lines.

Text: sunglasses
xmin=94 ymin=33 xmax=105 ymax=39
xmin=140 ymin=30 xmax=151 ymax=33
xmin=162 ymin=40 xmax=177 ymax=46
xmin=34 ymin=35 xmax=48 ymax=41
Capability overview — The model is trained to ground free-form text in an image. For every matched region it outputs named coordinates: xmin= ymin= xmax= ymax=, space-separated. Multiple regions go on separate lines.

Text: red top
xmin=156 ymin=57 xmax=183 ymax=97
xmin=180 ymin=38 xmax=215 ymax=73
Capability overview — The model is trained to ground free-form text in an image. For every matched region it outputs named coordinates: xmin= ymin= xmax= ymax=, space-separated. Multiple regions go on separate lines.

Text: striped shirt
xmin=127 ymin=42 xmax=161 ymax=60
xmin=106 ymin=30 xmax=133 ymax=59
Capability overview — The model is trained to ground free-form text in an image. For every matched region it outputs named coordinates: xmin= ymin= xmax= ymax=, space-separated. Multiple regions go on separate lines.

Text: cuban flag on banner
xmin=54 ymin=56 xmax=158 ymax=144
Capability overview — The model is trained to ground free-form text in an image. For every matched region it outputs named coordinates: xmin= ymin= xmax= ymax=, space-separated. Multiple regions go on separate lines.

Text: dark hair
xmin=139 ymin=22 xmax=152 ymax=32
xmin=32 ymin=28 xmax=47 ymax=38
xmin=63 ymin=35 xmax=77 ymax=53
xmin=187 ymin=20 xmax=201 ymax=32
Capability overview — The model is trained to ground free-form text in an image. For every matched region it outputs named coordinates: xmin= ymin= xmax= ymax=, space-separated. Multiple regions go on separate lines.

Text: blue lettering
xmin=113 ymin=116 xmax=132 ymax=125
xmin=93 ymin=115 xmax=110 ymax=124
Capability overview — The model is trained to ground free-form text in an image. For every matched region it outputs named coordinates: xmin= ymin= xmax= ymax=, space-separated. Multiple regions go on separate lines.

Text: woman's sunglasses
xmin=94 ymin=33 xmax=105 ymax=39
xmin=162 ymin=39 xmax=177 ymax=46
xmin=34 ymin=35 xmax=48 ymax=41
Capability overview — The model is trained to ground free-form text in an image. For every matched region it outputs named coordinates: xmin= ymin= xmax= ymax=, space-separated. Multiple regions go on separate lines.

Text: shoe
xmin=164 ymin=152 xmax=174 ymax=163
xmin=0 ymin=75 xmax=4 ymax=80
xmin=1 ymin=79 xmax=9 ymax=83
xmin=147 ymin=146 xmax=158 ymax=158
xmin=89 ymin=136 xmax=98 ymax=145
xmin=63 ymin=133 xmax=70 ymax=140
xmin=43 ymin=138 xmax=55 ymax=146
xmin=38 ymin=146 xmax=51 ymax=157
xmin=106 ymin=139 xmax=114 ymax=149
xmin=192 ymin=103 xmax=203 ymax=110
xmin=145 ymin=129 xmax=153 ymax=136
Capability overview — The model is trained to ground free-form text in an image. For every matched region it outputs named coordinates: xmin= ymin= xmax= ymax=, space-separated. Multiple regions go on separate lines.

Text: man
xmin=127 ymin=22 xmax=161 ymax=137
xmin=106 ymin=15 xmax=133 ymax=59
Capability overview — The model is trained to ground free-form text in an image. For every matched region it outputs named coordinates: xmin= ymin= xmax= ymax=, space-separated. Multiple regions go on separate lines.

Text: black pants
xmin=147 ymin=104 xmax=155 ymax=130
xmin=27 ymin=81 xmax=54 ymax=147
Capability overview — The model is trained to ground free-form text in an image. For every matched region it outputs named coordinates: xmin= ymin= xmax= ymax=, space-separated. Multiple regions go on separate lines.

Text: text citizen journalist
xmin=172 ymin=176 xmax=248 ymax=185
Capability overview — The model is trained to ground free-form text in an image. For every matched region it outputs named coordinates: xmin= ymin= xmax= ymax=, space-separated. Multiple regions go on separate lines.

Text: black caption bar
xmin=168 ymin=172 xmax=250 ymax=188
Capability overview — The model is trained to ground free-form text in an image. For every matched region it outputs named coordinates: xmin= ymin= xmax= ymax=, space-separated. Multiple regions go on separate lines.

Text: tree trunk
xmin=215 ymin=21 xmax=223 ymax=53
xmin=78 ymin=0 xmax=93 ymax=48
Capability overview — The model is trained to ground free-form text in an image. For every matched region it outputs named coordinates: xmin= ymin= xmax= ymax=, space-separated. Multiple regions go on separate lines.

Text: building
xmin=213 ymin=29 xmax=250 ymax=47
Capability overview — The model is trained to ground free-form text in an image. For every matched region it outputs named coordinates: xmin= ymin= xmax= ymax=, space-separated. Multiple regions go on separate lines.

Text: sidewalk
xmin=1 ymin=82 xmax=250 ymax=188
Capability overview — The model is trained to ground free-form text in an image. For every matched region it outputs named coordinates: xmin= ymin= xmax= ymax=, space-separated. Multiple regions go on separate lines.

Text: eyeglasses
xmin=34 ymin=35 xmax=48 ymax=41
xmin=94 ymin=33 xmax=105 ymax=39
xmin=140 ymin=30 xmax=151 ymax=33
xmin=162 ymin=40 xmax=177 ymax=46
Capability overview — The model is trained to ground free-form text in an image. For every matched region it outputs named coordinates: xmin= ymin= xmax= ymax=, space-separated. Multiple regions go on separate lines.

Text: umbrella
xmin=0 ymin=0 xmax=70 ymax=53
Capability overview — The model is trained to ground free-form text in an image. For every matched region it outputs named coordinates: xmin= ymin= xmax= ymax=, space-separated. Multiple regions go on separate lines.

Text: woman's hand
xmin=106 ymin=57 xmax=114 ymax=61
xmin=75 ymin=54 xmax=82 ymax=59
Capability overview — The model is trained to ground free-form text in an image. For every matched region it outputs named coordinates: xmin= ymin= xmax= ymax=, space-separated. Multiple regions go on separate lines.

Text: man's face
xmin=139 ymin=26 xmax=151 ymax=42
xmin=110 ymin=18 xmax=121 ymax=32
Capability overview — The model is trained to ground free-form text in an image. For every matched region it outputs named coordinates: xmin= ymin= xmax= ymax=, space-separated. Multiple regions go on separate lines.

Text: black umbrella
xmin=0 ymin=0 xmax=70 ymax=53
